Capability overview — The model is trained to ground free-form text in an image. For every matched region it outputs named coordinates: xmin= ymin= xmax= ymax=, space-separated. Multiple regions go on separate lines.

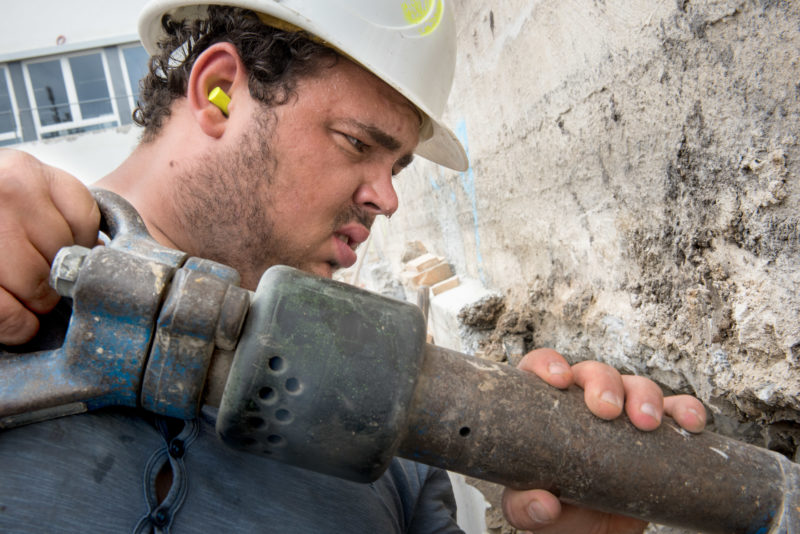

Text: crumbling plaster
xmin=371 ymin=0 xmax=800 ymax=460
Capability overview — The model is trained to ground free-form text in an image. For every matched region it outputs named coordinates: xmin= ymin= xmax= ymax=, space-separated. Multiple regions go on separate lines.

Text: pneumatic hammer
xmin=0 ymin=189 xmax=797 ymax=533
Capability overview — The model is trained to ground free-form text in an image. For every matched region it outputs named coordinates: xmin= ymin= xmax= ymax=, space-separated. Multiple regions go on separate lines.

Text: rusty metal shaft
xmin=399 ymin=344 xmax=796 ymax=533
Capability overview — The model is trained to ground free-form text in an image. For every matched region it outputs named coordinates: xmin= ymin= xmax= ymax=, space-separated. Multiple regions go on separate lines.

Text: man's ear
xmin=187 ymin=42 xmax=246 ymax=138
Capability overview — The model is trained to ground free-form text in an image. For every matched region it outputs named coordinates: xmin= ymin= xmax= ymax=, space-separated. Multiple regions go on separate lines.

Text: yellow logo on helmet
xmin=402 ymin=0 xmax=443 ymax=35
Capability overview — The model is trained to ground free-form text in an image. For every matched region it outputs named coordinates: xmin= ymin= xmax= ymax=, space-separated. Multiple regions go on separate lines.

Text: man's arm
xmin=501 ymin=348 xmax=707 ymax=533
xmin=0 ymin=149 xmax=100 ymax=344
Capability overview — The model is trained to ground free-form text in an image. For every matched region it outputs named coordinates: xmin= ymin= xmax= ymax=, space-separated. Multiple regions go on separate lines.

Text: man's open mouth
xmin=334 ymin=232 xmax=354 ymax=249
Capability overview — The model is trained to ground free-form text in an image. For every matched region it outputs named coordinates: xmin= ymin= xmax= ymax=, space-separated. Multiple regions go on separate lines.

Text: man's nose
xmin=353 ymin=170 xmax=399 ymax=218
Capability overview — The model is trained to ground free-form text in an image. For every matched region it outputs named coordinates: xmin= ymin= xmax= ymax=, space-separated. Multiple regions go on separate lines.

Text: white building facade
xmin=2 ymin=1 xmax=150 ymax=182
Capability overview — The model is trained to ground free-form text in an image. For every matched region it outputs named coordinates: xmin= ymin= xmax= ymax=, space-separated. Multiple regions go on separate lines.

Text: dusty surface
xmin=350 ymin=1 xmax=800 ymax=532
xmin=379 ymin=0 xmax=800 ymax=449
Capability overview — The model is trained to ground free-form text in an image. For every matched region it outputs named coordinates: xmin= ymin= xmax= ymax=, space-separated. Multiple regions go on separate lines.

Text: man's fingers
xmin=0 ymin=150 xmax=97 ymax=345
xmin=45 ymin=166 xmax=100 ymax=250
xmin=520 ymin=349 xmax=703 ymax=435
xmin=0 ymin=239 xmax=59 ymax=314
xmin=620 ymin=375 xmax=664 ymax=431
xmin=572 ymin=360 xmax=625 ymax=420
xmin=0 ymin=286 xmax=40 ymax=344
xmin=10 ymin=195 xmax=75 ymax=265
xmin=664 ymin=395 xmax=707 ymax=433
xmin=503 ymin=487 xmax=648 ymax=533
xmin=517 ymin=348 xmax=573 ymax=389
xmin=502 ymin=487 xmax=561 ymax=530
xmin=0 ymin=150 xmax=98 ymax=261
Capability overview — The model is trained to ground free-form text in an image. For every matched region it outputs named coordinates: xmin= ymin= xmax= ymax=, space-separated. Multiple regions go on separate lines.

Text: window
xmin=24 ymin=51 xmax=118 ymax=139
xmin=27 ymin=59 xmax=72 ymax=127
xmin=70 ymin=54 xmax=114 ymax=119
xmin=0 ymin=67 xmax=20 ymax=143
xmin=120 ymin=44 xmax=149 ymax=110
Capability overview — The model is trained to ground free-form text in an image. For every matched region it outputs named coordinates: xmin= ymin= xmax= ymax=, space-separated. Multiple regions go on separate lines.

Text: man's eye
xmin=345 ymin=134 xmax=367 ymax=152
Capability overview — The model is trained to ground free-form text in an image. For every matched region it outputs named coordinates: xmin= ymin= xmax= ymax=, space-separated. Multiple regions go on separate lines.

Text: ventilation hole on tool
xmin=275 ymin=409 xmax=292 ymax=423
xmin=285 ymin=377 xmax=301 ymax=393
xmin=247 ymin=417 xmax=265 ymax=429
xmin=267 ymin=434 xmax=285 ymax=446
xmin=258 ymin=387 xmax=277 ymax=403
xmin=459 ymin=426 xmax=471 ymax=437
xmin=268 ymin=356 xmax=285 ymax=372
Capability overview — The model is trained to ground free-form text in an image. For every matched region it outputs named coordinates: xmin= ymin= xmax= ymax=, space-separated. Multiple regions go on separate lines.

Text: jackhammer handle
xmin=90 ymin=189 xmax=187 ymax=266
xmin=401 ymin=344 xmax=798 ymax=533
xmin=92 ymin=188 xmax=150 ymax=240
xmin=1 ymin=190 xmax=244 ymax=427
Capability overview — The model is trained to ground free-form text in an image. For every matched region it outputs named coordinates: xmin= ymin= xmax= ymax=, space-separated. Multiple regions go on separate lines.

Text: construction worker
xmin=0 ymin=2 xmax=706 ymax=533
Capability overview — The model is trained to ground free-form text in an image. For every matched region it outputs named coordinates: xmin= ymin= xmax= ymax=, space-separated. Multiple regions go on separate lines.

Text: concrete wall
xmin=362 ymin=0 xmax=799 ymax=530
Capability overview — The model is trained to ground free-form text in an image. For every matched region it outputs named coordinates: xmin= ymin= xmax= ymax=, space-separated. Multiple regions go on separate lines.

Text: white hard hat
xmin=138 ymin=0 xmax=469 ymax=171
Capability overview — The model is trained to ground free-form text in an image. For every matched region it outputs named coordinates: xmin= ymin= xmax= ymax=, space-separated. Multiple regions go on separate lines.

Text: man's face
xmin=176 ymin=58 xmax=421 ymax=288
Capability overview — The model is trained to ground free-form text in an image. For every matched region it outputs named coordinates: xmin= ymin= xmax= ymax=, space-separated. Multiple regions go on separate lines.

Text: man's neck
xmin=94 ymin=139 xmax=182 ymax=250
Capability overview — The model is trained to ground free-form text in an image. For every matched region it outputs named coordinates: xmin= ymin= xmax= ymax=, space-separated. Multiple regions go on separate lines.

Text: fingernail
xmin=600 ymin=390 xmax=623 ymax=408
xmin=687 ymin=407 xmax=703 ymax=426
xmin=641 ymin=402 xmax=661 ymax=422
xmin=548 ymin=362 xmax=568 ymax=375
xmin=527 ymin=500 xmax=554 ymax=524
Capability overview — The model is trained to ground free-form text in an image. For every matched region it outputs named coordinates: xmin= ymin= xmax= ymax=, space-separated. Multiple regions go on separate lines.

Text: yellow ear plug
xmin=208 ymin=87 xmax=230 ymax=116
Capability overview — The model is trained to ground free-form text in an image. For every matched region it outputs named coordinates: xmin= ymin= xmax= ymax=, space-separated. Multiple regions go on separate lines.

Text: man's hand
xmin=0 ymin=149 xmax=99 ymax=344
xmin=501 ymin=348 xmax=707 ymax=533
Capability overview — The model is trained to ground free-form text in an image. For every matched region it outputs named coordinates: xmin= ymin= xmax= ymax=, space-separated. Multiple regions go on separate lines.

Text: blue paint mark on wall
xmin=456 ymin=119 xmax=487 ymax=284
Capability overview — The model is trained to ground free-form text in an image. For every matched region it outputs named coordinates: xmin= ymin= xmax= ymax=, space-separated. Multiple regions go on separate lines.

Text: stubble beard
xmin=173 ymin=114 xmax=373 ymax=288
xmin=175 ymin=115 xmax=289 ymax=289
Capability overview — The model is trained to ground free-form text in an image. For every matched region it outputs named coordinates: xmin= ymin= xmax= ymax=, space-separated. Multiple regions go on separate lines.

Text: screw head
xmin=49 ymin=245 xmax=92 ymax=297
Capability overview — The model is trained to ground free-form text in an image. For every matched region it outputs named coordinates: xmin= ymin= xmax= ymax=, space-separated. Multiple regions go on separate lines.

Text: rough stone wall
xmin=365 ymin=0 xmax=799 ymax=530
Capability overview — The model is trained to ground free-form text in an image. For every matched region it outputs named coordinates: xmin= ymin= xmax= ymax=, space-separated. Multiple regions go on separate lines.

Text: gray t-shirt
xmin=0 ymin=407 xmax=462 ymax=533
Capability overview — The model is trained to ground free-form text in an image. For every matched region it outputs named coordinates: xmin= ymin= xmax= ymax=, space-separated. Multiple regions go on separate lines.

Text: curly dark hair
xmin=133 ymin=6 xmax=338 ymax=142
